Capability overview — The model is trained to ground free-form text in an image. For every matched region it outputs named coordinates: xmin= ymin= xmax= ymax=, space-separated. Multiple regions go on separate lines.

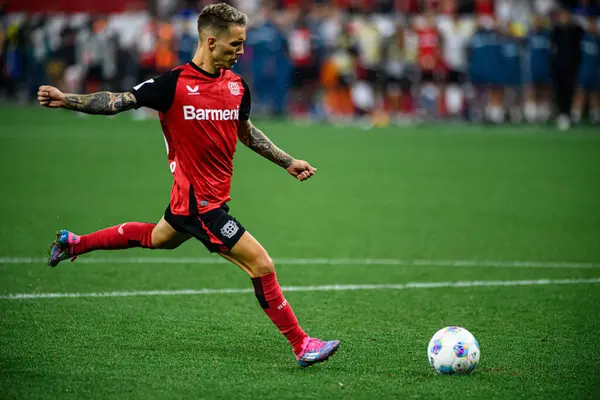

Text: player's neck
xmin=191 ymin=51 xmax=220 ymax=75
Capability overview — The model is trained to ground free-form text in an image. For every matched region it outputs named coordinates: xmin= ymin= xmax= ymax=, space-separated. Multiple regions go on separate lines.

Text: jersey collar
xmin=189 ymin=62 xmax=221 ymax=79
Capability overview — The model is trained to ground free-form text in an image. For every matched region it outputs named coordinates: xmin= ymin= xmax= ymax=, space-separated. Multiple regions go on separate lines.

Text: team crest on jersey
xmin=220 ymin=220 xmax=239 ymax=239
xmin=228 ymin=81 xmax=241 ymax=96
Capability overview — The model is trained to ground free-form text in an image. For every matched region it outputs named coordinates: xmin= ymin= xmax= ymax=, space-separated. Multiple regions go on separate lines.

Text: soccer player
xmin=37 ymin=3 xmax=340 ymax=368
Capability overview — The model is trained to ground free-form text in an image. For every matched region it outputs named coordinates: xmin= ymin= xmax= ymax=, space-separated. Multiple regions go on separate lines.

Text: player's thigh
xmin=219 ymin=231 xmax=274 ymax=277
xmin=152 ymin=217 xmax=192 ymax=249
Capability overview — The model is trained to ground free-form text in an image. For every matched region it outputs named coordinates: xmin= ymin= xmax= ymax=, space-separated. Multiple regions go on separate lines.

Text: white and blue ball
xmin=427 ymin=326 xmax=480 ymax=375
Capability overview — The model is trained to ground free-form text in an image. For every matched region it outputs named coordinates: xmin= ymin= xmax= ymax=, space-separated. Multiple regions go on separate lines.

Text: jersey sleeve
xmin=132 ymin=69 xmax=182 ymax=113
xmin=240 ymin=78 xmax=251 ymax=121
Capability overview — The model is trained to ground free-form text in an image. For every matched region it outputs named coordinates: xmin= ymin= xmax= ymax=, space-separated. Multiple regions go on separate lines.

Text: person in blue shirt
xmin=524 ymin=15 xmax=552 ymax=123
xmin=246 ymin=8 xmax=290 ymax=117
xmin=499 ymin=25 xmax=523 ymax=122
xmin=572 ymin=16 xmax=600 ymax=124
xmin=468 ymin=17 xmax=504 ymax=123
xmin=178 ymin=21 xmax=198 ymax=65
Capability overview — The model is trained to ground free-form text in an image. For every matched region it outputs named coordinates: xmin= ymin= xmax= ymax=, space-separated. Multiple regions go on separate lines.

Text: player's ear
xmin=207 ymin=36 xmax=217 ymax=51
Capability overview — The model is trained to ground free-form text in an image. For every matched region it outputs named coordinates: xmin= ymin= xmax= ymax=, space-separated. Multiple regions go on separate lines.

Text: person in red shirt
xmin=416 ymin=12 xmax=442 ymax=83
xmin=37 ymin=3 xmax=339 ymax=368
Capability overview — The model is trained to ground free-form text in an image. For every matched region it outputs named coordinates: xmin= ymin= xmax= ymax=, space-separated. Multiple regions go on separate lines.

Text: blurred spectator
xmin=439 ymin=13 xmax=471 ymax=117
xmin=137 ymin=17 xmax=157 ymax=85
xmin=47 ymin=27 xmax=77 ymax=91
xmin=320 ymin=21 xmax=358 ymax=119
xmin=178 ymin=20 xmax=197 ymax=64
xmin=525 ymin=15 xmax=552 ymax=123
xmin=288 ymin=16 xmax=321 ymax=117
xmin=353 ymin=12 xmax=383 ymax=116
xmin=415 ymin=12 xmax=443 ymax=118
xmin=467 ymin=16 xmax=499 ymax=122
xmin=0 ymin=4 xmax=7 ymax=98
xmin=155 ymin=20 xmax=176 ymax=74
xmin=499 ymin=23 xmax=523 ymax=122
xmin=246 ymin=6 xmax=290 ymax=117
xmin=572 ymin=15 xmax=600 ymax=124
xmin=382 ymin=22 xmax=416 ymax=116
xmin=552 ymin=6 xmax=584 ymax=130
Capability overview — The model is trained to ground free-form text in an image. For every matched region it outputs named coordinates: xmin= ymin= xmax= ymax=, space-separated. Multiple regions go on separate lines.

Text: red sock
xmin=252 ymin=272 xmax=308 ymax=354
xmin=72 ymin=222 xmax=156 ymax=256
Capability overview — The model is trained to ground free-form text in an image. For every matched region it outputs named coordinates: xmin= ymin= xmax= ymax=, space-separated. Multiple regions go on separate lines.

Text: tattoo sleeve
xmin=63 ymin=92 xmax=137 ymax=115
xmin=238 ymin=120 xmax=293 ymax=168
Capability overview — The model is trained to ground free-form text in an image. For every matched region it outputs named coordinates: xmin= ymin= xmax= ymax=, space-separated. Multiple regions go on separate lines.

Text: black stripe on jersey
xmin=132 ymin=68 xmax=183 ymax=113
xmin=231 ymin=71 xmax=251 ymax=121
xmin=239 ymin=78 xmax=251 ymax=121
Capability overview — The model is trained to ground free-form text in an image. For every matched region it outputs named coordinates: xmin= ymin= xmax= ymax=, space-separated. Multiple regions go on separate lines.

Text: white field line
xmin=2 ymin=278 xmax=600 ymax=300
xmin=1 ymin=257 xmax=600 ymax=269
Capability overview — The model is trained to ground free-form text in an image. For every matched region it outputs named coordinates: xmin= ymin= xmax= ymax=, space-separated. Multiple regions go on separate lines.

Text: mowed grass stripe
xmin=1 ymin=256 xmax=600 ymax=269
xmin=3 ymin=277 xmax=600 ymax=300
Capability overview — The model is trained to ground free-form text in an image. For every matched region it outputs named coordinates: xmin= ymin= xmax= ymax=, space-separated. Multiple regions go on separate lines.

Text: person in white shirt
xmin=439 ymin=13 xmax=471 ymax=117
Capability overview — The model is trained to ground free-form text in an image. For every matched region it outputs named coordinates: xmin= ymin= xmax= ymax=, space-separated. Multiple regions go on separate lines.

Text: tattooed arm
xmin=37 ymin=85 xmax=137 ymax=115
xmin=238 ymin=119 xmax=317 ymax=181
xmin=238 ymin=119 xmax=293 ymax=168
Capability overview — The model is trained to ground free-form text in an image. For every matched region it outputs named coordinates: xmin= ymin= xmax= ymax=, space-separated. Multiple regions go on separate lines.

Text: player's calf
xmin=47 ymin=222 xmax=156 ymax=267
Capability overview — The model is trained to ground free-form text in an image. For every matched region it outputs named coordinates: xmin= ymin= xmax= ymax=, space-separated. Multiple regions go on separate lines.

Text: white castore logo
xmin=133 ymin=78 xmax=154 ymax=91
xmin=183 ymin=106 xmax=239 ymax=121
xmin=220 ymin=220 xmax=239 ymax=239
xmin=186 ymin=85 xmax=200 ymax=95
xmin=228 ymin=82 xmax=241 ymax=96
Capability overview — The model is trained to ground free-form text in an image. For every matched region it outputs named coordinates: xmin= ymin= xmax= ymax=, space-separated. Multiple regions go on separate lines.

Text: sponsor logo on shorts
xmin=220 ymin=220 xmax=239 ymax=239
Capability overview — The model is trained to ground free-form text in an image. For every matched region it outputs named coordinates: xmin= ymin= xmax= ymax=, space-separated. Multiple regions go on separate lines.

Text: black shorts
xmin=164 ymin=203 xmax=246 ymax=253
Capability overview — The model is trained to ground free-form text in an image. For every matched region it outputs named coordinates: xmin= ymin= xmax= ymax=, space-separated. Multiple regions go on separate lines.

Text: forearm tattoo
xmin=63 ymin=92 xmax=137 ymax=115
xmin=246 ymin=125 xmax=293 ymax=168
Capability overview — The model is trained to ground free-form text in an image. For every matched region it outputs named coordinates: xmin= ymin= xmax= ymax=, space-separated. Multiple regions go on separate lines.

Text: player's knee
xmin=249 ymin=255 xmax=275 ymax=276
xmin=151 ymin=229 xmax=180 ymax=250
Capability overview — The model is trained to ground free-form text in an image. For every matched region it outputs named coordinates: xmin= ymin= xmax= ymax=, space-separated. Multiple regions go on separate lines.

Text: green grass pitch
xmin=1 ymin=106 xmax=600 ymax=399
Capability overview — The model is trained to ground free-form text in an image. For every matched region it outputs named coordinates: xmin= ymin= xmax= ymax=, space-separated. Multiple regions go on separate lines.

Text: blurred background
xmin=0 ymin=0 xmax=599 ymax=128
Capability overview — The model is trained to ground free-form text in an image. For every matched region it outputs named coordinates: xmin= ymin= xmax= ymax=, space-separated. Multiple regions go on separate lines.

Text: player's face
xmin=214 ymin=24 xmax=246 ymax=69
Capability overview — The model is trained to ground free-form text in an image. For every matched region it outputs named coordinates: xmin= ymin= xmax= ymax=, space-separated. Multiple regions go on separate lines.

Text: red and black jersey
xmin=132 ymin=62 xmax=251 ymax=216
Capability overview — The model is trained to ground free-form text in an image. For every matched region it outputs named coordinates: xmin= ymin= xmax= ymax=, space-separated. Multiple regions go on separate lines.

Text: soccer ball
xmin=427 ymin=326 xmax=480 ymax=375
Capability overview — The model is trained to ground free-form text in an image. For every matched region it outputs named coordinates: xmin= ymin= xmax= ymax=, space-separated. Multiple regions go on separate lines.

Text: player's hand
xmin=286 ymin=159 xmax=317 ymax=182
xmin=37 ymin=85 xmax=66 ymax=108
